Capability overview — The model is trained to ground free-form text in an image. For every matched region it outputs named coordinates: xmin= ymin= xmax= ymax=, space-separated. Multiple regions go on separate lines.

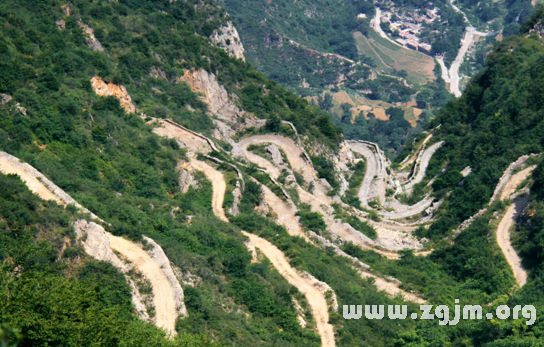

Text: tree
xmin=318 ymin=92 xmax=334 ymax=112
xmin=341 ymin=102 xmax=352 ymax=123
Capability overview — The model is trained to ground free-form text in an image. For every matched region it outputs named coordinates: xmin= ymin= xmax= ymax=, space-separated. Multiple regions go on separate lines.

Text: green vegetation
xmin=419 ymin=11 xmax=544 ymax=239
xmin=0 ymin=173 xmax=217 ymax=346
xmin=332 ymin=203 xmax=377 ymax=239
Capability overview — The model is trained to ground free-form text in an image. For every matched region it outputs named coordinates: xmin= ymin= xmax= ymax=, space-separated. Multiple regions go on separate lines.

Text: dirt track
xmin=349 ymin=142 xmax=379 ymax=207
xmin=0 ymin=154 xmax=62 ymax=203
xmin=151 ymin=119 xmax=213 ymax=153
xmin=189 ymin=151 xmax=334 ymax=346
xmin=500 ymin=166 xmax=535 ymax=201
xmin=242 ymin=232 xmax=335 ymax=347
xmin=357 ymin=270 xmax=425 ymax=303
xmin=495 ymin=165 xmax=534 ymax=287
xmin=400 ymin=134 xmax=432 ymax=169
xmin=404 ymin=141 xmax=444 ymax=190
xmin=0 ymin=151 xmax=181 ymax=334
xmin=239 ymin=135 xmax=316 ymax=181
xmin=109 ymin=235 xmax=179 ymax=333
xmin=496 ymin=196 xmax=529 ymax=287
xmin=189 ymin=156 xmax=228 ymax=222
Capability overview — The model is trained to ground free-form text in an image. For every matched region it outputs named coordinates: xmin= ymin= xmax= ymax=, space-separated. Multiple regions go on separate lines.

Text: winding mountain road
xmin=109 ymin=235 xmax=180 ymax=333
xmin=189 ymin=155 xmax=228 ymax=222
xmin=496 ymin=196 xmax=529 ymax=287
xmin=243 ymin=232 xmax=335 ymax=347
xmin=0 ymin=151 xmax=183 ymax=335
xmin=495 ymin=166 xmax=534 ymax=287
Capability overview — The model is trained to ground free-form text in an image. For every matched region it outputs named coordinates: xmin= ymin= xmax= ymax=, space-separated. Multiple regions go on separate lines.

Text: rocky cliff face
xmin=80 ymin=23 xmax=104 ymax=51
xmin=91 ymin=77 xmax=136 ymax=113
xmin=178 ymin=69 xmax=244 ymax=125
xmin=210 ymin=21 xmax=245 ymax=61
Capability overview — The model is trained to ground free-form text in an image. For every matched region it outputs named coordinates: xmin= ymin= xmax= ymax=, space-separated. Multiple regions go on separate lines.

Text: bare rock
xmin=1 ymin=93 xmax=12 ymax=105
xmin=91 ymin=76 xmax=136 ymax=114
xmin=229 ymin=186 xmax=242 ymax=216
xmin=255 ymin=197 xmax=270 ymax=216
xmin=266 ymin=144 xmax=284 ymax=166
xmin=79 ymin=22 xmax=104 ymax=51
xmin=178 ymin=69 xmax=244 ymax=125
xmin=56 ymin=19 xmax=65 ymax=30
xmin=177 ymin=162 xmax=200 ymax=194
xmin=210 ymin=21 xmax=245 ymax=61
xmin=150 ymin=67 xmax=167 ymax=79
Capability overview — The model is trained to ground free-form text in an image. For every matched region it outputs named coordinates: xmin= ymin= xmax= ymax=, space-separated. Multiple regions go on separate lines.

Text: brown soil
xmin=109 ymin=235 xmax=179 ymax=334
xmin=151 ymin=119 xmax=212 ymax=153
xmin=242 ymin=232 xmax=336 ymax=347
xmin=496 ymin=196 xmax=529 ymax=287
xmin=189 ymin=156 xmax=228 ymax=222
xmin=0 ymin=156 xmax=63 ymax=203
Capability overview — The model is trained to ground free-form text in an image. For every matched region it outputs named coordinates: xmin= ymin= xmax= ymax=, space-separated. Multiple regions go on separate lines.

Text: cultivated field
xmin=307 ymin=90 xmax=423 ymax=126
xmin=354 ymin=31 xmax=436 ymax=85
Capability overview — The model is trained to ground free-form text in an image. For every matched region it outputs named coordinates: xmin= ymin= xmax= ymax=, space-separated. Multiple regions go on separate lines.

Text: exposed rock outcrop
xmin=150 ymin=66 xmax=167 ymax=79
xmin=229 ymin=185 xmax=242 ymax=216
xmin=178 ymin=69 xmax=244 ymax=125
xmin=73 ymin=219 xmax=149 ymax=321
xmin=266 ymin=144 xmax=284 ymax=166
xmin=91 ymin=77 xmax=136 ymax=113
xmin=210 ymin=21 xmax=245 ymax=61
xmin=79 ymin=23 xmax=104 ymax=51
xmin=177 ymin=161 xmax=200 ymax=193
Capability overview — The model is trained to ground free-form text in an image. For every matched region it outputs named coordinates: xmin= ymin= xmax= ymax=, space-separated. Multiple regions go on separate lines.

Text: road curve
xmin=349 ymin=142 xmax=381 ymax=207
xmin=0 ymin=151 xmax=183 ymax=334
xmin=238 ymin=134 xmax=316 ymax=182
xmin=109 ymin=235 xmax=180 ymax=333
xmin=404 ymin=141 xmax=444 ymax=191
xmin=495 ymin=165 xmax=534 ymax=287
xmin=496 ymin=196 xmax=529 ymax=287
xmin=189 ymin=156 xmax=228 ymax=222
xmin=243 ymin=232 xmax=336 ymax=347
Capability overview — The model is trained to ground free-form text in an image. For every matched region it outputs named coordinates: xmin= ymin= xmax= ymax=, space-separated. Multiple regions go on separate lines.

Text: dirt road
xmin=349 ymin=142 xmax=380 ymax=207
xmin=357 ymin=270 xmax=426 ymax=304
xmin=239 ymin=135 xmax=315 ymax=182
xmin=496 ymin=196 xmax=529 ymax=287
xmin=0 ymin=151 xmax=182 ymax=334
xmin=0 ymin=152 xmax=62 ymax=203
xmin=400 ymin=134 xmax=433 ymax=169
xmin=403 ymin=141 xmax=444 ymax=191
xmin=109 ymin=235 xmax=179 ymax=334
xmin=151 ymin=119 xmax=213 ymax=153
xmin=192 ymin=154 xmax=335 ymax=346
xmin=494 ymin=165 xmax=534 ymax=287
xmin=189 ymin=156 xmax=228 ymax=222
xmin=500 ymin=166 xmax=535 ymax=201
xmin=242 ymin=232 xmax=335 ymax=347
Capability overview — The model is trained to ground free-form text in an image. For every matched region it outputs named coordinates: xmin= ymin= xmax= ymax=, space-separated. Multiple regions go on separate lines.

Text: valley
xmin=1 ymin=0 xmax=544 ymax=346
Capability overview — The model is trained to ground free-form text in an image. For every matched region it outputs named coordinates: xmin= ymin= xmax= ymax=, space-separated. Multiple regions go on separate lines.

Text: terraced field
xmin=354 ymin=30 xmax=436 ymax=85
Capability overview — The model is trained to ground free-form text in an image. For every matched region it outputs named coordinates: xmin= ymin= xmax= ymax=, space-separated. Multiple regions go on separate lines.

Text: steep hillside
xmin=0 ymin=0 xmax=428 ymax=346
xmin=2 ymin=0 xmax=544 ymax=346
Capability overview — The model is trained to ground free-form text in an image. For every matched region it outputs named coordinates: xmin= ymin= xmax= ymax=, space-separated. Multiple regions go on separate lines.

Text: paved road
xmin=449 ymin=28 xmax=475 ymax=97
